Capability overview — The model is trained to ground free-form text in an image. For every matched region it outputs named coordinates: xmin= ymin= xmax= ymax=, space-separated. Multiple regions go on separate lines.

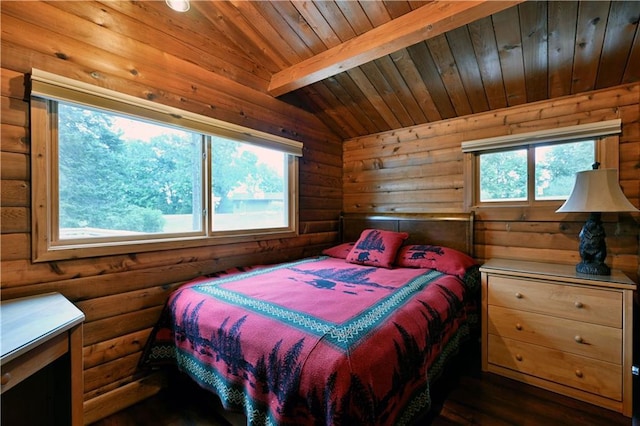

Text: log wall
xmin=0 ymin=5 xmax=342 ymax=424
xmin=2 ymin=2 xmax=639 ymax=424
xmin=344 ymin=83 xmax=640 ymax=281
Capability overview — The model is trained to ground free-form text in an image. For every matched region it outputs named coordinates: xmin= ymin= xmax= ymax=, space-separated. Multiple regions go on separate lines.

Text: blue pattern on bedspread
xmin=141 ymin=256 xmax=479 ymax=425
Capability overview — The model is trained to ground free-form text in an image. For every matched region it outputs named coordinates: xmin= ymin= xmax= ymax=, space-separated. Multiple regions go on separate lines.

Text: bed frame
xmin=340 ymin=212 xmax=475 ymax=257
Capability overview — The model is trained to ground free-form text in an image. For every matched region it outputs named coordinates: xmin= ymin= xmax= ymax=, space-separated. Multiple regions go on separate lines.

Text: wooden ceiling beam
xmin=268 ymin=0 xmax=523 ymax=97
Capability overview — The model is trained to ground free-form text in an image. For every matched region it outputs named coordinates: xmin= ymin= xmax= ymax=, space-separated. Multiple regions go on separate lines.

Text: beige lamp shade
xmin=556 ymin=168 xmax=639 ymax=213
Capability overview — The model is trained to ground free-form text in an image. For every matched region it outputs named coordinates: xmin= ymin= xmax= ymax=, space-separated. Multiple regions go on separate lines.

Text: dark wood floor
xmin=91 ymin=366 xmax=632 ymax=426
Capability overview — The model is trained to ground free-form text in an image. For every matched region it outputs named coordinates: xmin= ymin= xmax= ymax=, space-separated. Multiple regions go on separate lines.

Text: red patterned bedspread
xmin=141 ymin=255 xmax=479 ymax=425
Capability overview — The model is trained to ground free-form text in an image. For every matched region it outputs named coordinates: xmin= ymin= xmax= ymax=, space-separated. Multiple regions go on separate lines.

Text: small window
xmin=30 ymin=69 xmax=302 ymax=262
xmin=462 ymin=120 xmax=621 ymax=210
xmin=479 ymin=140 xmax=595 ymax=204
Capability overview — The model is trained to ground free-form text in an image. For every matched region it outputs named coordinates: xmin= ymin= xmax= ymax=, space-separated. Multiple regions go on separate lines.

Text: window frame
xmin=475 ymin=139 xmax=601 ymax=207
xmin=462 ymin=121 xmax=621 ymax=215
xmin=30 ymin=70 xmax=302 ymax=262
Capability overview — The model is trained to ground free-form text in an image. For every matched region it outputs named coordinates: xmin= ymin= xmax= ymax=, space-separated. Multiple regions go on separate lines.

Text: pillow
xmin=321 ymin=242 xmax=355 ymax=259
xmin=395 ymin=244 xmax=477 ymax=278
xmin=346 ymin=229 xmax=409 ymax=268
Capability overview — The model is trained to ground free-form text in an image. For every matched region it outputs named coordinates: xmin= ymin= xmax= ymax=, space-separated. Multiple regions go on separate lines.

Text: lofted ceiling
xmin=52 ymin=1 xmax=640 ymax=140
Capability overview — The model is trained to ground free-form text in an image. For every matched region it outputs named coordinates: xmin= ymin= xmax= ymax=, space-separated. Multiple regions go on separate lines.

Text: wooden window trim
xmin=30 ymin=69 xmax=303 ymax=157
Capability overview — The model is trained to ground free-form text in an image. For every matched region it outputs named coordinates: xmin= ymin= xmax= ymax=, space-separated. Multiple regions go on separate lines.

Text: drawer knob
xmin=515 ymin=323 xmax=523 ymax=331
xmin=575 ymin=369 xmax=583 ymax=378
xmin=1 ymin=372 xmax=10 ymax=386
xmin=574 ymin=335 xmax=584 ymax=344
xmin=515 ymin=292 xmax=523 ymax=299
xmin=515 ymin=354 xmax=523 ymax=361
xmin=574 ymin=301 xmax=583 ymax=309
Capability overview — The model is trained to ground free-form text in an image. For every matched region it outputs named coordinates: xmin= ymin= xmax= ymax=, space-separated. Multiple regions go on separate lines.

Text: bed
xmin=141 ymin=212 xmax=479 ymax=425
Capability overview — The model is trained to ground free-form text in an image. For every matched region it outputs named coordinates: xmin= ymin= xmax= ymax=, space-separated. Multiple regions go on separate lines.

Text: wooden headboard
xmin=340 ymin=212 xmax=475 ymax=257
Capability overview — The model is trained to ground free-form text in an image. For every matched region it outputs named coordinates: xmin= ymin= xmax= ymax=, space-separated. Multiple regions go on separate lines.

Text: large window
xmin=30 ymin=70 xmax=301 ymax=262
xmin=462 ymin=120 xmax=621 ymax=209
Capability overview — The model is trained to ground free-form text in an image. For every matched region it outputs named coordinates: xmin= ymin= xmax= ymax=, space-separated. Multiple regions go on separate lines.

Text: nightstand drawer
xmin=487 ymin=305 xmax=622 ymax=363
xmin=487 ymin=334 xmax=622 ymax=401
xmin=488 ymin=276 xmax=621 ymax=327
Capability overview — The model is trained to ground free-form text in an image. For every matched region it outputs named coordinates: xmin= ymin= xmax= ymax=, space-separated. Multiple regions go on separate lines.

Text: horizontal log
xmin=0 ymin=123 xmax=29 ymax=154
xmin=83 ymin=306 xmax=164 ymax=346
xmin=475 ymin=227 xmax=636 ymax=254
xmin=84 ymin=352 xmax=141 ymax=392
xmin=83 ymin=374 xmax=140 ymax=403
xmin=475 ymin=220 xmax=581 ymax=234
xmin=0 ymin=206 xmax=29 ymax=233
xmin=475 ymin=206 xmax=569 ymax=222
xmin=76 ymin=285 xmax=181 ymax=323
xmin=477 ymin=244 xmax=638 ymax=275
xmin=343 ymin=145 xmax=462 ymax=172
xmin=0 ymin=97 xmax=28 ymax=127
xmin=0 ymin=233 xmax=29 ymax=261
xmin=344 ymin=175 xmax=464 ymax=194
xmin=346 ymin=187 xmax=463 ymax=205
xmin=300 ymin=208 xmax=348 ymax=222
xmin=0 ymin=259 xmax=240 ymax=300
xmin=343 ymin=132 xmax=463 ymax=158
xmin=299 ymin=170 xmax=342 ymax=189
xmin=619 ymin=106 xmax=640 ymax=130
xmin=475 ymin=245 xmax=578 ymax=265
xmin=300 ymin=194 xmax=343 ymax=209
xmin=344 ymin=160 xmax=462 ymax=183
xmin=299 ymin=142 xmax=342 ymax=166
xmin=299 ymin=220 xmax=339 ymax=235
xmin=83 ymin=372 xmax=166 ymax=424
xmin=299 ymin=183 xmax=342 ymax=199
xmin=0 ymin=152 xmax=29 ymax=180
xmin=0 ymin=179 xmax=29 ymax=207
xmin=343 ymin=202 xmax=464 ymax=214
xmin=83 ymin=328 xmax=152 ymax=369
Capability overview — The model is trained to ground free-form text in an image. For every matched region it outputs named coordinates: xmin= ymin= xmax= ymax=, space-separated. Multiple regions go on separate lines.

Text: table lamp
xmin=556 ymin=163 xmax=638 ymax=275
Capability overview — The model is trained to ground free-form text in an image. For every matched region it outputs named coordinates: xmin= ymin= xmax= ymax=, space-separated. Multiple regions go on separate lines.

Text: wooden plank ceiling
xmin=67 ymin=1 xmax=640 ymax=139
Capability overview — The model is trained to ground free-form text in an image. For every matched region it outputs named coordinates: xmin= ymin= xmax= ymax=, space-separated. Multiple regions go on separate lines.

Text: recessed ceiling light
xmin=166 ymin=0 xmax=190 ymax=12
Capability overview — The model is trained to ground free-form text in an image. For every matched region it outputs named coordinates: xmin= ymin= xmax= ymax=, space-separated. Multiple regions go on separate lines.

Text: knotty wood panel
xmin=547 ymin=2 xmax=578 ymax=98
xmin=83 ymin=329 xmax=151 ymax=370
xmin=0 ymin=180 xmax=29 ymax=207
xmin=343 ymin=82 xmax=640 ymax=281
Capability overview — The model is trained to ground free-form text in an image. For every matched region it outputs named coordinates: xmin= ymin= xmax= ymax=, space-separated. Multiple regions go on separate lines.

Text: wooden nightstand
xmin=480 ymin=259 xmax=636 ymax=417
xmin=1 ymin=292 xmax=85 ymax=425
